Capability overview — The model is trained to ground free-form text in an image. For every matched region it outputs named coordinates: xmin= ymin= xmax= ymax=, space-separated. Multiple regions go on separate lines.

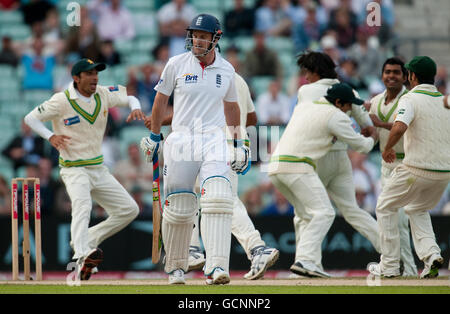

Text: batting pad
xmin=200 ymin=176 xmax=234 ymax=275
xmin=162 ymin=192 xmax=198 ymax=273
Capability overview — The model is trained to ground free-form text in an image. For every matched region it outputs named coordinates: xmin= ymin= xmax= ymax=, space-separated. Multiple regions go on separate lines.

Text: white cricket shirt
xmin=296 ymin=78 xmax=373 ymax=151
xmin=155 ymin=50 xmax=238 ymax=133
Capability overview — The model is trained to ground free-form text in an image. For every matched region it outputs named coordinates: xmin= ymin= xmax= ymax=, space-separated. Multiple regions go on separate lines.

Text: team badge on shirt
xmin=64 ymin=116 xmax=81 ymax=126
xmin=216 ymin=74 xmax=221 ymax=88
xmin=108 ymin=85 xmax=119 ymax=92
xmin=183 ymin=73 xmax=198 ymax=84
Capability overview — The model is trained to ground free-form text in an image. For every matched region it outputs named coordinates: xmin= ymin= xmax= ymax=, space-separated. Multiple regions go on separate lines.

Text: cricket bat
xmin=152 ymin=152 xmax=163 ymax=264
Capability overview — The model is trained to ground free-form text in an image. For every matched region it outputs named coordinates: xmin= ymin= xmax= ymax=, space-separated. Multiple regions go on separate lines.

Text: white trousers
xmin=294 ymin=151 xmax=380 ymax=267
xmin=60 ymin=165 xmax=139 ymax=259
xmin=380 ymin=165 xmax=417 ymax=275
xmin=163 ymin=131 xmax=232 ymax=273
xmin=376 ymin=164 xmax=448 ymax=274
xmin=190 ymin=170 xmax=265 ymax=260
xmin=270 ymin=171 xmax=335 ymax=264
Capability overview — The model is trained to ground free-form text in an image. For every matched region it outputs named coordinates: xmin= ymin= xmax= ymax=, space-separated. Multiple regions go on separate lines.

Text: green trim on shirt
xmin=64 ymin=90 xmax=102 ymax=124
xmin=412 ymin=90 xmax=443 ymax=97
xmin=377 ymin=90 xmax=409 ymax=122
xmin=424 ymin=169 xmax=450 ymax=173
xmin=59 ymin=155 xmax=104 ymax=167
xmin=396 ymin=153 xmax=405 ymax=159
xmin=269 ymin=155 xmax=316 ymax=170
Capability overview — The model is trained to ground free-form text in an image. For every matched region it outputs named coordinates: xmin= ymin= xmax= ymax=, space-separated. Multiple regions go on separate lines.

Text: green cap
xmin=326 ymin=83 xmax=364 ymax=105
xmin=405 ymin=56 xmax=436 ymax=80
xmin=71 ymin=58 xmax=106 ymax=76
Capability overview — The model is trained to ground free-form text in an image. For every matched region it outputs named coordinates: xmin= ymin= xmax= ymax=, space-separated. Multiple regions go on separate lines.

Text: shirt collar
xmin=382 ymin=85 xmax=408 ymax=104
xmin=192 ymin=49 xmax=224 ymax=69
xmin=409 ymin=84 xmax=438 ymax=93
xmin=315 ymin=78 xmax=340 ymax=86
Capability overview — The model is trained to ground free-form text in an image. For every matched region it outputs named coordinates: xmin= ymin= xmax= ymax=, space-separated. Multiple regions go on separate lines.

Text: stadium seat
xmin=0 ymin=10 xmax=23 ymax=25
xmin=0 ymin=23 xmax=31 ymax=41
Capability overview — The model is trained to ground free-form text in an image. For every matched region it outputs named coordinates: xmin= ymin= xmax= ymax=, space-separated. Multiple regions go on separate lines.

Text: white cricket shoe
xmin=367 ymin=262 xmax=400 ymax=278
xmin=187 ymin=246 xmax=206 ymax=272
xmin=244 ymin=246 xmax=279 ymax=280
xmin=206 ymin=267 xmax=230 ymax=285
xmin=420 ymin=254 xmax=444 ymax=279
xmin=169 ymin=269 xmax=186 ymax=285
xmin=290 ymin=260 xmax=331 ymax=278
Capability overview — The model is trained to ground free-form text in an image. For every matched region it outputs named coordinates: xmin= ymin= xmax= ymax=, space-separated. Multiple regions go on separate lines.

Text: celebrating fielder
xmin=140 ymin=14 xmax=250 ymax=285
xmin=24 ymin=58 xmax=144 ymax=280
xmin=367 ymin=57 xmax=417 ymax=276
xmin=369 ymin=56 xmax=450 ymax=278
xmin=269 ymin=83 xmax=378 ymax=278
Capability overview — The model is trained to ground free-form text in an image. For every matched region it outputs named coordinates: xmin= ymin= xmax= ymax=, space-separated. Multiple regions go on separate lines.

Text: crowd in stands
xmin=0 ymin=0 xmax=449 ymax=218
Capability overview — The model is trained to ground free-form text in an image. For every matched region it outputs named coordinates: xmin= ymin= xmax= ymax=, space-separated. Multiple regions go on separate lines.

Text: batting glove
xmin=231 ymin=139 xmax=251 ymax=175
xmin=140 ymin=132 xmax=162 ymax=163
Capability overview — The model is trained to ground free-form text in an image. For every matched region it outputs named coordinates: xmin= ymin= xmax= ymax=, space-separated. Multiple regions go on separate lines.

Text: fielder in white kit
xmin=291 ymin=51 xmax=379 ymax=277
xmin=368 ymin=57 xmax=417 ymax=276
xmin=369 ymin=56 xmax=450 ymax=278
xmin=269 ymin=83 xmax=378 ymax=278
xmin=140 ymin=14 xmax=250 ymax=285
xmin=24 ymin=59 xmax=144 ymax=280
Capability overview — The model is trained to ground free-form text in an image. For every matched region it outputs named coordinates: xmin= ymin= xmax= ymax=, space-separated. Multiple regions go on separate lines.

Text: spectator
xmin=243 ymin=31 xmax=283 ymax=80
xmin=64 ymin=6 xmax=101 ymax=61
xmin=87 ymin=0 xmax=135 ymax=41
xmin=37 ymin=157 xmax=60 ymax=216
xmin=287 ymin=0 xmax=328 ymax=28
xmin=291 ymin=1 xmax=326 ymax=53
xmin=0 ymin=175 xmax=10 ymax=216
xmin=337 ymin=57 xmax=367 ymax=90
xmin=353 ymin=169 xmax=376 ymax=214
xmin=97 ymin=40 xmax=121 ymax=66
xmin=41 ymin=8 xmax=64 ymax=58
xmin=260 ymin=188 xmax=294 ymax=216
xmin=157 ymin=0 xmax=197 ymax=57
xmin=152 ymin=40 xmax=170 ymax=75
xmin=130 ymin=185 xmax=152 ymax=218
xmin=320 ymin=33 xmax=341 ymax=65
xmin=136 ymin=64 xmax=159 ymax=114
xmin=113 ymin=143 xmax=154 ymax=194
xmin=0 ymin=36 xmax=19 ymax=67
xmin=348 ymin=149 xmax=379 ymax=210
xmin=435 ymin=65 xmax=448 ymax=95
xmin=225 ymin=45 xmax=243 ymax=74
xmin=256 ymin=80 xmax=291 ymax=125
xmin=2 ymin=120 xmax=46 ymax=175
xmin=347 ymin=25 xmax=383 ymax=80
xmin=243 ymin=187 xmax=263 ymax=217
xmin=224 ymin=0 xmax=255 ymax=37
xmin=21 ymin=36 xmax=55 ymax=90
xmin=254 ymin=0 xmax=291 ymax=36
xmin=20 ymin=0 xmax=55 ymax=27
xmin=327 ymin=5 xmax=358 ymax=49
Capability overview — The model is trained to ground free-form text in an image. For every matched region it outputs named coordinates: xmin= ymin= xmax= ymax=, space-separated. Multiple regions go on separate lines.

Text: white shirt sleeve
xmin=328 ymin=111 xmax=375 ymax=154
xmin=154 ymin=59 xmax=176 ymax=97
xmin=224 ymin=73 xmax=238 ymax=102
xmin=127 ymin=95 xmax=141 ymax=111
xmin=351 ymin=104 xmax=373 ymax=128
xmin=24 ymin=112 xmax=54 ymax=140
xmin=395 ymin=97 xmax=414 ymax=126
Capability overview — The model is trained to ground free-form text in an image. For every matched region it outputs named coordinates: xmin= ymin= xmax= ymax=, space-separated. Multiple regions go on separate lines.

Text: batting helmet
xmin=185 ymin=14 xmax=222 ymax=57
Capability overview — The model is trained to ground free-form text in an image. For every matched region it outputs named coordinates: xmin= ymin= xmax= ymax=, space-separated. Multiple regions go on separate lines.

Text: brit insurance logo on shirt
xmin=183 ymin=73 xmax=198 ymax=84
